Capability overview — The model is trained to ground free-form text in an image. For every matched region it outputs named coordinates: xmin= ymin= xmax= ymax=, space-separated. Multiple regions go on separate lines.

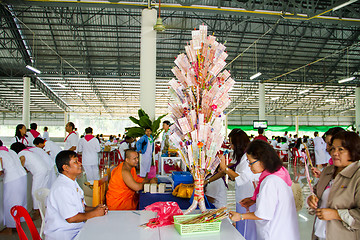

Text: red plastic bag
xmin=145 ymin=202 xmax=183 ymax=228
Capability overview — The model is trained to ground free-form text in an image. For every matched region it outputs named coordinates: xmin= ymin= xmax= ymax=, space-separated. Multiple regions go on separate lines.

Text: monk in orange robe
xmin=106 ymin=149 xmax=157 ymax=210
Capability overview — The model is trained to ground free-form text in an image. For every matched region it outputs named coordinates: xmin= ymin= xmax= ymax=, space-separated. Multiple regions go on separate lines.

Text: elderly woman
xmin=307 ymin=131 xmax=360 ymax=240
xmin=229 ymin=140 xmax=299 ymax=240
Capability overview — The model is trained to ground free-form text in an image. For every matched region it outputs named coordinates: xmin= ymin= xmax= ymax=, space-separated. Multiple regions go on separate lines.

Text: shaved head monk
xmin=106 ymin=149 xmax=157 ymax=210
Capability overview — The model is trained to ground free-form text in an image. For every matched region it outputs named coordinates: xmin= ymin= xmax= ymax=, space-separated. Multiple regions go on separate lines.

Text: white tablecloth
xmin=77 ymin=210 xmax=245 ymax=240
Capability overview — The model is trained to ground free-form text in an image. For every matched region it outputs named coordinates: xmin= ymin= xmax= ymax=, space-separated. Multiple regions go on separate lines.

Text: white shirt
xmin=28 ymin=147 xmax=55 ymax=169
xmin=313 ymin=136 xmax=326 ymax=151
xmin=118 ymin=141 xmax=134 ymax=160
xmin=234 ymin=154 xmax=261 ymax=202
xmin=43 ymin=131 xmax=50 ymax=140
xmin=44 ymin=140 xmax=62 ymax=161
xmin=44 ymin=174 xmax=85 ymax=240
xmin=18 ymin=150 xmax=48 ymax=176
xmin=271 ymin=140 xmax=277 ymax=148
xmin=0 ymin=149 xmax=26 ymax=183
xmin=205 ymin=178 xmax=227 ymax=208
xmin=64 ymin=132 xmax=79 ymax=150
xmin=77 ymin=137 xmax=100 ymax=165
xmin=11 ymin=136 xmax=31 ymax=146
xmin=255 ymin=175 xmax=300 ymax=240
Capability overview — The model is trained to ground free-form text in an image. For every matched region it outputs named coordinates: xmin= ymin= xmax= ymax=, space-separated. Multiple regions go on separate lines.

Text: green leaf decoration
xmin=139 ymin=116 xmax=152 ymax=128
xmin=128 ymin=110 xmax=167 ymax=140
xmin=125 ymin=127 xmax=145 ymax=138
xmin=138 ymin=109 xmax=149 ymax=119
xmin=129 ymin=116 xmax=140 ymax=125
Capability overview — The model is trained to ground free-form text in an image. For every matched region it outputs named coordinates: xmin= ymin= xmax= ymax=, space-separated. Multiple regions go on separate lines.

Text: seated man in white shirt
xmin=44 ymin=150 xmax=108 ymax=240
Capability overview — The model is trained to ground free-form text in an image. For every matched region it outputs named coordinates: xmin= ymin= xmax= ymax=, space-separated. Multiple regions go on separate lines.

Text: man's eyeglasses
xmin=247 ymin=159 xmax=259 ymax=166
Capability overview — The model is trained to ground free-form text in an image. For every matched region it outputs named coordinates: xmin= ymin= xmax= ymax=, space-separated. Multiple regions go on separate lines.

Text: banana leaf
xmin=139 ymin=116 xmax=152 ymax=128
xmin=125 ymin=127 xmax=145 ymax=138
xmin=138 ymin=109 xmax=149 ymax=119
xmin=129 ymin=116 xmax=140 ymax=125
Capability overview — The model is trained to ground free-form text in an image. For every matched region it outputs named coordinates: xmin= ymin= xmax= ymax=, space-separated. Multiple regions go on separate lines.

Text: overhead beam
xmin=0 ymin=5 xmax=32 ymax=65
xmin=0 ymin=95 xmax=22 ymax=112
xmin=30 ymin=76 xmax=71 ymax=112
xmin=6 ymin=0 xmax=360 ymax=25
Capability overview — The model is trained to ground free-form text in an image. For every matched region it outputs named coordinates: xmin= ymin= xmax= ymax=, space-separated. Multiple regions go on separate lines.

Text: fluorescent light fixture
xmin=299 ymin=89 xmax=309 ymax=94
xmin=325 ymin=99 xmax=337 ymax=102
xmin=26 ymin=65 xmax=41 ymax=74
xmin=338 ymin=76 xmax=355 ymax=83
xmin=333 ymin=0 xmax=358 ymax=11
xmin=271 ymin=97 xmax=280 ymax=100
xmin=76 ymin=92 xmax=82 ymax=97
xmin=250 ymin=72 xmax=262 ymax=80
xmin=57 ymin=83 xmax=66 ymax=88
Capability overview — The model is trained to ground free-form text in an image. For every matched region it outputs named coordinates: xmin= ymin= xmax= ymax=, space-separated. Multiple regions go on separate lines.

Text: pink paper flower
xmin=211 ymin=104 xmax=217 ymax=111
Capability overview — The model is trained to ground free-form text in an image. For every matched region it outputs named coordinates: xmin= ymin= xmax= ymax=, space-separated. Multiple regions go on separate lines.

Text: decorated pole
xmin=167 ymin=25 xmax=234 ymax=214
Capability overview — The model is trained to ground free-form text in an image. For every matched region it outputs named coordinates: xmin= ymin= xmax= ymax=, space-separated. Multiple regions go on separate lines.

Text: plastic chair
xmin=10 ymin=205 xmax=42 ymax=240
xmin=292 ymin=148 xmax=303 ymax=166
xmin=35 ymin=188 xmax=50 ymax=238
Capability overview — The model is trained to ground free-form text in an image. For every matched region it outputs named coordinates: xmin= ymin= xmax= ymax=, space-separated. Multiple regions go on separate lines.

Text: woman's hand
xmin=229 ymin=211 xmax=241 ymax=222
xmin=219 ymin=155 xmax=227 ymax=171
xmin=307 ymin=194 xmax=319 ymax=210
xmin=316 ymin=208 xmax=341 ymax=221
xmin=240 ymin=197 xmax=255 ymax=210
xmin=311 ymin=167 xmax=321 ymax=178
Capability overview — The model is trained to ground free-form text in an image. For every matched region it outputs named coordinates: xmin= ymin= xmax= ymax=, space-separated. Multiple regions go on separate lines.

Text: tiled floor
xmin=1 ymin=161 xmax=315 ymax=240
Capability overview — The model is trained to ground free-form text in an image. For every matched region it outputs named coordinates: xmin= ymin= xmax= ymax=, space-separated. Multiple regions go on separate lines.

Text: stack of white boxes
xmin=143 ymin=183 xmax=166 ymax=193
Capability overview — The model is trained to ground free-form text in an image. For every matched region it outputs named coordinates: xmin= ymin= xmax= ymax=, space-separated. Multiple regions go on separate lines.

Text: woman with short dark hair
xmin=307 ymin=131 xmax=360 ymax=240
xmin=230 ymin=140 xmax=300 ymax=240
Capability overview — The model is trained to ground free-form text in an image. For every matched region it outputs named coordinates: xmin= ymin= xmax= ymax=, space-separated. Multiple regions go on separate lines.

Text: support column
xmin=259 ymin=82 xmax=265 ymax=120
xmin=295 ymin=116 xmax=299 ymax=135
xmin=140 ymin=8 xmax=157 ymax=121
xmin=22 ymin=76 xmax=31 ymax=128
xmin=64 ymin=111 xmax=70 ymax=137
xmin=356 ymin=87 xmax=360 ymax=131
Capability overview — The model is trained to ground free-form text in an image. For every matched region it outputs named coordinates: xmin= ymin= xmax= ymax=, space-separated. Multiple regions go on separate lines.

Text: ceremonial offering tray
xmin=173 ymin=214 xmax=221 ymax=235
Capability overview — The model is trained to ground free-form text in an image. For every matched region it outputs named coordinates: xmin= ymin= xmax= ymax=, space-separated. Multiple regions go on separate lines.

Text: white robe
xmin=77 ymin=137 xmax=100 ymax=181
xmin=140 ymin=139 xmax=153 ymax=177
xmin=28 ymin=147 xmax=57 ymax=187
xmin=118 ymin=142 xmax=134 ymax=161
xmin=314 ymin=136 xmax=327 ymax=165
xmin=205 ymin=178 xmax=227 ymax=209
xmin=254 ymin=175 xmax=300 ymax=240
xmin=44 ymin=140 xmax=62 ymax=161
xmin=64 ymin=132 xmax=79 ymax=150
xmin=0 ymin=149 xmax=27 ymax=228
xmin=18 ymin=150 xmax=50 ymax=209
xmin=234 ymin=154 xmax=260 ymax=240
xmin=43 ymin=131 xmax=50 ymax=140
xmin=11 ymin=136 xmax=31 ymax=147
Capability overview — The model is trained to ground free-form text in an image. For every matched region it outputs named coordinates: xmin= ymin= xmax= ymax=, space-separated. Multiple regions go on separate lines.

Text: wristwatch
xmin=240 ymin=214 xmax=244 ymax=221
xmin=226 ymin=167 xmax=229 ymax=173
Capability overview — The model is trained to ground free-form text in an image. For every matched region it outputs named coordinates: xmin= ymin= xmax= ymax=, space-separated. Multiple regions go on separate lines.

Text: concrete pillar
xmin=64 ymin=111 xmax=70 ymax=137
xmin=22 ymin=76 xmax=31 ymax=128
xmin=259 ymin=82 xmax=265 ymax=120
xmin=295 ymin=116 xmax=299 ymax=134
xmin=140 ymin=8 xmax=157 ymax=121
xmin=356 ymin=87 xmax=360 ymax=131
